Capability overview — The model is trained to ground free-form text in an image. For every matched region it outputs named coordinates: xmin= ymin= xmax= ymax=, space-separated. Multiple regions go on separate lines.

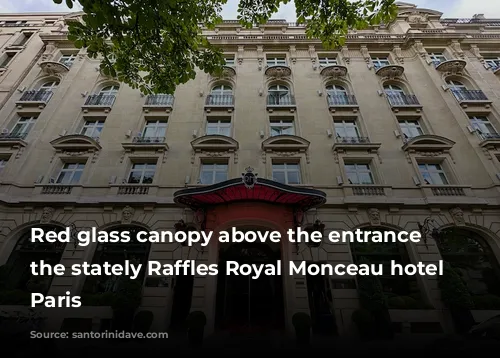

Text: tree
xmin=54 ymin=0 xmax=397 ymax=94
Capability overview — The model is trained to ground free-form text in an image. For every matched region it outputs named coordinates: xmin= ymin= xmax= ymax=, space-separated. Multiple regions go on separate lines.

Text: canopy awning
xmin=173 ymin=177 xmax=326 ymax=212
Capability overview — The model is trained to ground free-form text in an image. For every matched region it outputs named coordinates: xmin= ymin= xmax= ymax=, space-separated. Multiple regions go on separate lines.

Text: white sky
xmin=0 ymin=0 xmax=499 ymax=19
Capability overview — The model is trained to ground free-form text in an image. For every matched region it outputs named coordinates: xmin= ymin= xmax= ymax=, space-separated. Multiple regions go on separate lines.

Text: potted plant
xmin=133 ymin=310 xmax=154 ymax=335
xmin=438 ymin=262 xmax=475 ymax=334
xmin=186 ymin=311 xmax=206 ymax=347
xmin=292 ymin=312 xmax=312 ymax=346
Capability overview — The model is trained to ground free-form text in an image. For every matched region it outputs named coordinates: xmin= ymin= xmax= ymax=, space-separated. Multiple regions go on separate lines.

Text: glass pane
xmin=214 ymin=172 xmax=227 ymax=183
xmin=128 ymin=172 xmax=142 ymax=184
xmin=56 ymin=172 xmax=71 ymax=184
xmin=273 ymin=171 xmax=286 ymax=184
xmin=273 ymin=163 xmax=285 ymax=170
xmin=347 ymin=172 xmax=359 ymax=184
xmin=71 ymin=171 xmax=83 ymax=184
xmin=359 ymin=173 xmax=374 ymax=184
xmin=287 ymin=171 xmax=301 ymax=184
xmin=200 ymin=171 xmax=213 ymax=185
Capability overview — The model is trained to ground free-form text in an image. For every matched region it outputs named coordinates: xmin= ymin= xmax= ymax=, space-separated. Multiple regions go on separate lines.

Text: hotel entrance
xmin=215 ymin=241 xmax=284 ymax=331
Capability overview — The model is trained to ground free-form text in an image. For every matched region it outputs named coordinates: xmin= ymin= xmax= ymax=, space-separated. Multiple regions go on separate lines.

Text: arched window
xmin=383 ymin=84 xmax=405 ymax=96
xmin=436 ymin=228 xmax=500 ymax=308
xmin=39 ymin=80 xmax=59 ymax=92
xmin=446 ymin=79 xmax=467 ymax=91
xmin=268 ymin=84 xmax=293 ymax=106
xmin=326 ymin=84 xmax=350 ymax=105
xmin=210 ymin=84 xmax=233 ymax=95
xmin=207 ymin=84 xmax=233 ymax=106
xmin=82 ymin=226 xmax=150 ymax=295
xmin=99 ymin=84 xmax=120 ymax=96
xmin=350 ymin=228 xmax=424 ymax=309
xmin=1 ymin=226 xmax=66 ymax=297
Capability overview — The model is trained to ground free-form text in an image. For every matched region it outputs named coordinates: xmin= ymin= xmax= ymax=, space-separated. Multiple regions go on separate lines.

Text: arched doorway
xmin=436 ymin=227 xmax=500 ymax=309
xmin=215 ymin=235 xmax=284 ymax=332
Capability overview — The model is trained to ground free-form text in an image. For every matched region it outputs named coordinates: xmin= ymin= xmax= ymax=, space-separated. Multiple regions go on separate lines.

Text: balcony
xmin=450 ymin=89 xmax=491 ymax=108
xmin=320 ymin=65 xmax=348 ymax=78
xmin=81 ymin=94 xmax=116 ymax=113
xmin=122 ymin=136 xmax=168 ymax=151
xmin=327 ymin=94 xmax=358 ymax=113
xmin=386 ymin=93 xmax=422 ymax=112
xmin=351 ymin=186 xmax=387 ymax=196
xmin=435 ymin=59 xmax=466 ymax=74
xmin=479 ymin=133 xmax=500 ymax=149
xmin=267 ymin=94 xmax=296 ymax=112
xmin=16 ymin=90 xmax=53 ymax=109
xmin=143 ymin=94 xmax=174 ymax=113
xmin=375 ymin=65 xmax=405 ymax=79
xmin=39 ymin=61 xmax=69 ymax=76
xmin=332 ymin=136 xmax=381 ymax=152
xmin=264 ymin=64 xmax=292 ymax=78
xmin=41 ymin=185 xmax=73 ymax=195
xmin=204 ymin=94 xmax=234 ymax=112
xmin=0 ymin=132 xmax=28 ymax=148
xmin=117 ymin=185 xmax=151 ymax=195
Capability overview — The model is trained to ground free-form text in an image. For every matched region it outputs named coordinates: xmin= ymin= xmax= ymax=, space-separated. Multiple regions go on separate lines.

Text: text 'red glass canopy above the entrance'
xmin=173 ymin=177 xmax=327 ymax=212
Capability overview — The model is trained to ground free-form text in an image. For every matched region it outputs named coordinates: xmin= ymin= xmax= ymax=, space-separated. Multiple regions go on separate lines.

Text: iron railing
xmin=387 ymin=93 xmax=421 ymax=107
xmin=451 ymin=89 xmax=488 ymax=102
xmin=145 ymin=94 xmax=174 ymax=106
xmin=205 ymin=94 xmax=234 ymax=106
xmin=267 ymin=94 xmax=296 ymax=106
xmin=0 ymin=132 xmax=28 ymax=140
xmin=327 ymin=94 xmax=358 ymax=106
xmin=19 ymin=90 xmax=52 ymax=103
xmin=335 ymin=136 xmax=371 ymax=144
xmin=131 ymin=136 xmax=165 ymax=143
xmin=84 ymin=94 xmax=116 ymax=106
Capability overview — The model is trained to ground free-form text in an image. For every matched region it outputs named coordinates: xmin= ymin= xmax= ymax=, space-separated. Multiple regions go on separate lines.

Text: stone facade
xmin=1 ymin=3 xmax=500 ymax=338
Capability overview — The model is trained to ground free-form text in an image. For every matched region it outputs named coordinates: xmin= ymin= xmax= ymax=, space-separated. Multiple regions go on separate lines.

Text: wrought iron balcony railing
xmin=145 ymin=94 xmax=174 ymax=106
xmin=132 ymin=136 xmax=165 ymax=143
xmin=84 ymin=94 xmax=116 ymax=106
xmin=267 ymin=94 xmax=296 ymax=106
xmin=387 ymin=93 xmax=421 ymax=107
xmin=0 ymin=132 xmax=28 ymax=140
xmin=327 ymin=94 xmax=358 ymax=106
xmin=19 ymin=90 xmax=53 ymax=103
xmin=480 ymin=133 xmax=500 ymax=141
xmin=335 ymin=136 xmax=371 ymax=144
xmin=451 ymin=89 xmax=488 ymax=102
xmin=205 ymin=94 xmax=234 ymax=106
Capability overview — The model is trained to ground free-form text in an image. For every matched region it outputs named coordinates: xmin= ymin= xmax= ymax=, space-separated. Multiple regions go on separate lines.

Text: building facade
xmin=1 ymin=2 xmax=500 ymax=339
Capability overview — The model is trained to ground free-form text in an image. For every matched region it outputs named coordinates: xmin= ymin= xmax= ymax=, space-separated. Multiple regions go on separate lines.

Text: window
xmin=345 ymin=163 xmax=374 ymax=184
xmin=268 ymin=84 xmax=292 ymax=105
xmin=266 ymin=56 xmax=287 ymax=66
xmin=272 ymin=163 xmax=301 ymax=185
xmin=371 ymin=57 xmax=390 ymax=69
xmin=398 ymin=119 xmax=423 ymax=139
xmin=446 ymin=79 xmax=467 ymax=91
xmin=211 ymin=84 xmax=232 ymax=95
xmin=13 ymin=32 xmax=32 ymax=46
xmin=469 ymin=116 xmax=497 ymax=136
xmin=80 ymin=120 xmax=104 ymax=139
xmin=128 ymin=163 xmax=156 ymax=184
xmin=418 ymin=163 xmax=449 ymax=185
xmin=59 ymin=54 xmax=77 ymax=68
xmin=142 ymin=119 xmax=168 ymax=138
xmin=224 ymin=56 xmax=235 ymax=66
xmin=56 ymin=163 xmax=85 ymax=184
xmin=206 ymin=117 xmax=231 ymax=136
xmin=318 ymin=56 xmax=337 ymax=66
xmin=484 ymin=57 xmax=500 ymax=70
xmin=40 ymin=80 xmax=59 ymax=91
xmin=428 ymin=52 xmax=447 ymax=66
xmin=11 ymin=115 xmax=37 ymax=137
xmin=0 ymin=157 xmax=8 ymax=174
xmin=383 ymin=84 xmax=405 ymax=96
xmin=0 ymin=52 xmax=16 ymax=68
xmin=200 ymin=162 xmax=228 ymax=184
xmin=99 ymin=85 xmax=119 ymax=95
xmin=334 ymin=119 xmax=359 ymax=139
xmin=270 ymin=117 xmax=295 ymax=136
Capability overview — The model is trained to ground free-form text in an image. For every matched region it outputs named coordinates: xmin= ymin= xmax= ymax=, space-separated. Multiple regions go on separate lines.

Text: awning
xmin=173 ymin=178 xmax=326 ymax=212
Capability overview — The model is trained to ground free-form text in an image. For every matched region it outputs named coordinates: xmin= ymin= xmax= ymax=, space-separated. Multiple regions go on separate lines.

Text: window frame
xmin=199 ymin=161 xmax=229 ymax=185
xmin=417 ymin=162 xmax=450 ymax=185
xmin=271 ymin=162 xmax=302 ymax=185
xmin=55 ymin=162 xmax=86 ymax=185
xmin=344 ymin=162 xmax=375 ymax=185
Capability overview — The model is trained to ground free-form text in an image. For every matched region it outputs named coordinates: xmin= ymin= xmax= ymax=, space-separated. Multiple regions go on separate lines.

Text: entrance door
xmin=306 ymin=265 xmax=338 ymax=335
xmin=215 ymin=243 xmax=284 ymax=331
xmin=169 ymin=274 xmax=194 ymax=331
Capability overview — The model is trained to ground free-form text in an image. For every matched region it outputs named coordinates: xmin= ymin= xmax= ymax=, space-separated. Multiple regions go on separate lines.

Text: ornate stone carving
xmin=375 ymin=65 xmax=405 ymax=79
xmin=360 ymin=45 xmax=370 ymax=63
xmin=435 ymin=60 xmax=466 ymax=75
xmin=320 ymin=65 xmax=348 ymax=78
xmin=265 ymin=65 xmax=292 ymax=79
xmin=469 ymin=45 xmax=484 ymax=62
xmin=237 ymin=45 xmax=244 ymax=65
xmin=41 ymin=41 xmax=57 ymax=61
xmin=407 ymin=11 xmax=429 ymax=24
xmin=368 ymin=208 xmax=381 ymax=226
xmin=40 ymin=207 xmax=55 ymax=224
xmin=450 ymin=40 xmax=465 ymax=59
xmin=289 ymin=45 xmax=297 ymax=64
xmin=450 ymin=207 xmax=465 ymax=226
xmin=393 ymin=45 xmax=404 ymax=64
xmin=413 ymin=40 xmax=427 ymax=58
xmin=341 ymin=46 xmax=350 ymax=64
xmin=121 ymin=206 xmax=135 ymax=224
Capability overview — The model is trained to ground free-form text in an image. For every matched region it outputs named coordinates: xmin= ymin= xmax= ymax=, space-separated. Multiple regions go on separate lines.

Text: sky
xmin=0 ymin=0 xmax=500 ymax=19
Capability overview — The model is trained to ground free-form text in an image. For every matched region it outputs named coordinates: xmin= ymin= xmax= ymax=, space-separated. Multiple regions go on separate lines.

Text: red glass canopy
xmin=174 ymin=178 xmax=326 ymax=211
